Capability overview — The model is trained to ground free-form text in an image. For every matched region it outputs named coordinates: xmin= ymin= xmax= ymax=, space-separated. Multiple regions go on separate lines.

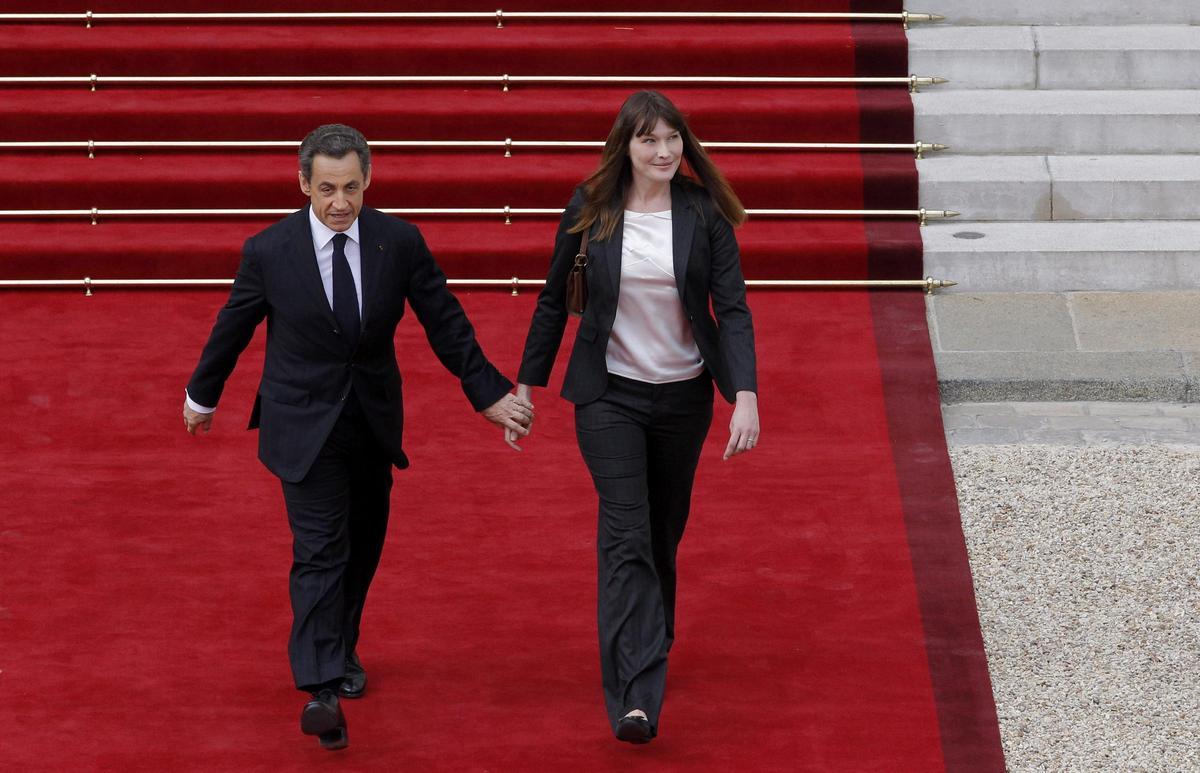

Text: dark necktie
xmin=331 ymin=232 xmax=360 ymax=345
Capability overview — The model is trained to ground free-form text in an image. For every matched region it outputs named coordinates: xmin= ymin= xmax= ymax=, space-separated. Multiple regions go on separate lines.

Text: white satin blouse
xmin=605 ymin=210 xmax=705 ymax=384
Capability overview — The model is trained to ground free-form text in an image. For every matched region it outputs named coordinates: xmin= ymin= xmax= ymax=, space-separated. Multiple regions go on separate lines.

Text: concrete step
xmin=922 ymin=221 xmax=1200 ymax=293
xmin=908 ymin=27 xmax=1034 ymax=89
xmin=931 ymin=0 xmax=1200 ymax=26
xmin=927 ymin=291 xmax=1200 ymax=402
xmin=941 ymin=401 xmax=1200 ymax=445
xmin=918 ymin=155 xmax=1200 ymax=221
xmin=919 ymin=156 xmax=1050 ymax=221
xmin=1036 ymin=26 xmax=1200 ymax=90
xmin=937 ymin=349 xmax=1200 ymax=402
xmin=909 ymin=26 xmax=1200 ymax=90
xmin=914 ymin=90 xmax=1200 ymax=154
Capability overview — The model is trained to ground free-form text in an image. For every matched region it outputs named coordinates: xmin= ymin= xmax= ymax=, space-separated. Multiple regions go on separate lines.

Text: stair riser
xmin=0 ymin=23 xmax=907 ymax=78
xmin=926 ymin=252 xmax=1200 ymax=293
xmin=909 ymin=27 xmax=1200 ymax=90
xmin=919 ymin=178 xmax=1200 ymax=222
xmin=931 ymin=0 xmax=1200 ymax=25
xmin=923 ymin=222 xmax=1200 ymax=292
xmin=914 ymin=94 xmax=1200 ymax=154
xmin=0 ymin=218 xmax=921 ymax=281
xmin=5 ymin=151 xmax=918 ymax=211
xmin=0 ymin=87 xmax=914 ymax=144
xmin=18 ymin=1 xmax=903 ymax=13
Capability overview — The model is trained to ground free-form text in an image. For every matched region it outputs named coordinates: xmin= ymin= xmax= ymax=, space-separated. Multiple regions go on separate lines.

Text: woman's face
xmin=627 ymin=119 xmax=682 ymax=188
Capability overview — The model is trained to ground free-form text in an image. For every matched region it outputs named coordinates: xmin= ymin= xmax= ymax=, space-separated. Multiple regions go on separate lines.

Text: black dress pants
xmin=279 ymin=394 xmax=393 ymax=692
xmin=575 ymin=373 xmax=713 ymax=736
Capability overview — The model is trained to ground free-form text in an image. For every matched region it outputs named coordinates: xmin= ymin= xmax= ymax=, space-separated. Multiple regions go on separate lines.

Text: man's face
xmin=299 ymin=152 xmax=370 ymax=231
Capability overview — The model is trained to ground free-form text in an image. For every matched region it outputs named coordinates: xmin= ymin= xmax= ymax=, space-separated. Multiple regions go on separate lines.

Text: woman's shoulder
xmin=675 ymin=176 xmax=713 ymax=203
xmin=674 ymin=178 xmax=718 ymax=219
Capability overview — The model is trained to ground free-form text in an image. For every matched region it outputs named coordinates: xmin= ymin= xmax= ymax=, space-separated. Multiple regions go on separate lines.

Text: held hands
xmin=723 ymin=390 xmax=760 ymax=460
xmin=483 ymin=388 xmax=535 ymax=450
xmin=183 ymin=402 xmax=214 ymax=435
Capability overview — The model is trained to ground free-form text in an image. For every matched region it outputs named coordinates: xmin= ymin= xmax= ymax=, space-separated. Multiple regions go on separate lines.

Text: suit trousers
xmin=279 ymin=393 xmax=393 ymax=692
xmin=574 ymin=373 xmax=713 ymax=735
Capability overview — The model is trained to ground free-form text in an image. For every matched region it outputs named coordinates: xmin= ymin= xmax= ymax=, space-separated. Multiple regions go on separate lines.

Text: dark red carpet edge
xmin=852 ymin=13 xmax=1008 ymax=771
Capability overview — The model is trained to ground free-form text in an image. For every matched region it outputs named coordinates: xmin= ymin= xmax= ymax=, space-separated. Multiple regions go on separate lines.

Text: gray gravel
xmin=949 ymin=444 xmax=1200 ymax=772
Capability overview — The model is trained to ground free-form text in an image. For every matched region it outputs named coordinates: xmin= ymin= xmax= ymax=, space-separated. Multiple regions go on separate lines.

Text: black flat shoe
xmin=340 ymin=652 xmax=367 ymax=699
xmin=616 ymin=715 xmax=653 ymax=745
xmin=301 ymin=689 xmax=348 ymax=750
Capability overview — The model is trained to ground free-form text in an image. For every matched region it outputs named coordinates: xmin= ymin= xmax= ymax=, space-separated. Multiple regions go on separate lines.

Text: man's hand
xmin=482 ymin=390 xmax=535 ymax=450
xmin=723 ymin=390 xmax=760 ymax=460
xmin=183 ymin=403 xmax=214 ymax=435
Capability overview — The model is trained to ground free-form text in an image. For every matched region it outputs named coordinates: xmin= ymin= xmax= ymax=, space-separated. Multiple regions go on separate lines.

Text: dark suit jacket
xmin=187 ymin=206 xmax=512 ymax=483
xmin=518 ymin=179 xmax=756 ymax=405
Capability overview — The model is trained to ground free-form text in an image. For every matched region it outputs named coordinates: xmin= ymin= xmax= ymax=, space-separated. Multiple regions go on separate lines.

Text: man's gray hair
xmin=298 ymin=124 xmax=371 ymax=180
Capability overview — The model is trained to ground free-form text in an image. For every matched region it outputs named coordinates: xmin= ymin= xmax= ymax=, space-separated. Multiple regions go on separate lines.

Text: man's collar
xmin=308 ymin=206 xmax=360 ymax=249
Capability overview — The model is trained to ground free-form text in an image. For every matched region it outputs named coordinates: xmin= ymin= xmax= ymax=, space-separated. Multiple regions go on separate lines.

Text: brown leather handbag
xmin=566 ymin=229 xmax=590 ymax=317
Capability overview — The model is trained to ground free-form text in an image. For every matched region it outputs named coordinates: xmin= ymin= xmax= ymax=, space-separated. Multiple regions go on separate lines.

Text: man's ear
xmin=298 ymin=170 xmax=310 ymax=195
xmin=362 ymin=168 xmax=372 ymax=191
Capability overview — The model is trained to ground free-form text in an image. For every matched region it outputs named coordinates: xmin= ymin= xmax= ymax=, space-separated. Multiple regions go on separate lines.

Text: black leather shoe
xmin=301 ymin=689 xmax=348 ymax=750
xmin=339 ymin=652 xmax=367 ymax=699
xmin=615 ymin=714 xmax=653 ymax=744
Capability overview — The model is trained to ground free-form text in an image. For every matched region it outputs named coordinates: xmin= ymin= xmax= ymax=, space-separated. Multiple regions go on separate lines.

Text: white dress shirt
xmin=605 ymin=210 xmax=704 ymax=384
xmin=308 ymin=206 xmax=364 ymax=317
xmin=185 ymin=209 xmax=363 ymax=414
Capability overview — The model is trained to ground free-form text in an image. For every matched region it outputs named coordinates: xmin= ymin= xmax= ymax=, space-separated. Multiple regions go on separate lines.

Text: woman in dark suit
xmin=513 ymin=90 xmax=760 ymax=744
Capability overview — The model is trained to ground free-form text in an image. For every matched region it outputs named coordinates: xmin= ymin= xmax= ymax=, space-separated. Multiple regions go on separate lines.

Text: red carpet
xmin=0 ymin=3 xmax=1005 ymax=769
xmin=1 ymin=288 xmax=996 ymax=770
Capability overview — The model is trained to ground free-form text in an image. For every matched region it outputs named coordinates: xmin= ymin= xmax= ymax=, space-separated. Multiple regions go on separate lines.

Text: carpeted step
xmin=14 ymin=1 xmax=904 ymax=13
xmin=7 ymin=150 xmax=918 ymax=210
xmin=0 ymin=217 xmax=919 ymax=281
xmin=0 ymin=22 xmax=907 ymax=78
xmin=0 ymin=85 xmax=913 ymax=143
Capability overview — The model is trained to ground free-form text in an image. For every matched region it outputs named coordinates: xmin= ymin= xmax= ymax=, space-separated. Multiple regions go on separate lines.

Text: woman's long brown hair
xmin=569 ymin=90 xmax=746 ymax=241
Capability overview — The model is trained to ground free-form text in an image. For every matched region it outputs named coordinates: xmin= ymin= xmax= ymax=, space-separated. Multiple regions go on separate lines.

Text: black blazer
xmin=518 ymin=180 xmax=756 ymax=405
xmin=187 ymin=206 xmax=512 ymax=483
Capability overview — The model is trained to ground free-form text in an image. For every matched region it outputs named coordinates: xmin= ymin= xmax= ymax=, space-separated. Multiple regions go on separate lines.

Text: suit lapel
xmin=671 ymin=183 xmax=697 ymax=304
xmin=289 ymin=206 xmax=339 ymax=331
xmin=602 ymin=212 xmax=624 ymax=298
xmin=357 ymin=208 xmax=387 ymax=333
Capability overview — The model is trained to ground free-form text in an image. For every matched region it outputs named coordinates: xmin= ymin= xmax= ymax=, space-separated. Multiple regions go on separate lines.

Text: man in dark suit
xmin=182 ymin=124 xmax=533 ymax=750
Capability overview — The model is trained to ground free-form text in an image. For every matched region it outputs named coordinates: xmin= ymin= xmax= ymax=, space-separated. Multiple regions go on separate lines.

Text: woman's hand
xmin=723 ymin=390 xmax=760 ymax=460
xmin=505 ymin=383 xmax=536 ymax=450
xmin=482 ymin=389 xmax=534 ymax=451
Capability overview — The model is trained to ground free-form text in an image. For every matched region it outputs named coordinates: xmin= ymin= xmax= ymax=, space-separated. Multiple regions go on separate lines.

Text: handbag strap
xmin=575 ymin=229 xmax=590 ymax=265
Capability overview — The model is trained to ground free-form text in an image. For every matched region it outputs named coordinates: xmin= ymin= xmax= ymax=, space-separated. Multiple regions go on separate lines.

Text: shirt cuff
xmin=185 ymin=391 xmax=216 ymax=414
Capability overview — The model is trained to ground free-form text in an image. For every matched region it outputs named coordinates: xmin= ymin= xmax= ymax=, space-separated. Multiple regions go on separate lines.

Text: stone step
xmin=927 ymin=291 xmax=1200 ymax=402
xmin=930 ymin=0 xmax=1200 ymax=26
xmin=908 ymin=27 xmax=1034 ymax=89
xmin=921 ymin=221 xmax=1200 ymax=293
xmin=919 ymin=156 xmax=1050 ymax=221
xmin=1035 ymin=26 xmax=1200 ymax=90
xmin=918 ymin=155 xmax=1200 ymax=221
xmin=941 ymin=401 xmax=1200 ymax=445
xmin=937 ymin=349 xmax=1199 ymax=402
xmin=908 ymin=26 xmax=1200 ymax=90
xmin=914 ymin=90 xmax=1200 ymax=154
